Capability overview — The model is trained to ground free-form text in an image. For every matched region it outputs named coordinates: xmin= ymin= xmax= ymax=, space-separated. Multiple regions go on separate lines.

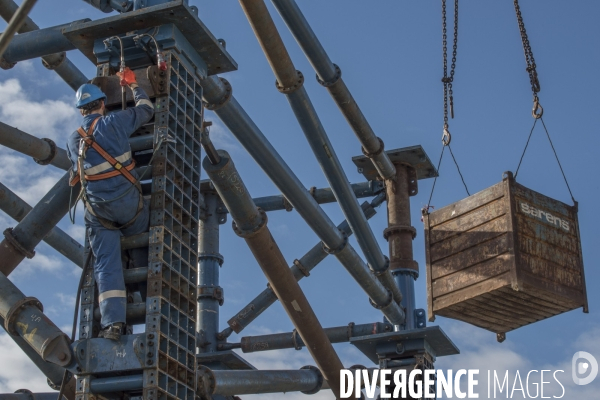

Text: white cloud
xmin=10 ymin=252 xmax=66 ymax=279
xmin=0 ymin=78 xmax=79 ymax=143
xmin=437 ymin=322 xmax=600 ymax=399
xmin=204 ymin=116 xmax=245 ymax=155
xmin=0 ymin=333 xmax=54 ymax=393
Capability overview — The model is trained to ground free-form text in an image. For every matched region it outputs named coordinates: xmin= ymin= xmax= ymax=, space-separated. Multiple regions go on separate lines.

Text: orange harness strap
xmin=69 ymin=117 xmax=137 ymax=186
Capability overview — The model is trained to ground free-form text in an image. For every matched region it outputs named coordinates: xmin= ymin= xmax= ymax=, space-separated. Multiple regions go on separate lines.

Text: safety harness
xmin=69 ymin=117 xmax=144 ymax=230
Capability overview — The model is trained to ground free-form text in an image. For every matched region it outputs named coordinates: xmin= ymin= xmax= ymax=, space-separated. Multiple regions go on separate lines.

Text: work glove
xmin=117 ymin=67 xmax=137 ymax=87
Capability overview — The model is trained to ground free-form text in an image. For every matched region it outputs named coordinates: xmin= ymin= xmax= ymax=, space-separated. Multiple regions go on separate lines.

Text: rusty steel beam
xmin=385 ymin=164 xmax=418 ymax=330
xmin=238 ymin=0 xmax=403 ymax=306
xmin=0 ymin=0 xmax=87 ymax=90
xmin=203 ymin=149 xmax=344 ymax=398
xmin=0 ymin=0 xmax=37 ymax=59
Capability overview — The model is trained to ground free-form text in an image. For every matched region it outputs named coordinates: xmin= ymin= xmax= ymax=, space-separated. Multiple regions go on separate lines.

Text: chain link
xmin=442 ymin=0 xmax=459 ymax=133
xmin=514 ymin=0 xmax=542 ymax=117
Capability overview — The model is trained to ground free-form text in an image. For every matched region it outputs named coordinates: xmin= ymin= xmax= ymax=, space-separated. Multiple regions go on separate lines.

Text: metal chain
xmin=514 ymin=0 xmax=543 ymax=118
xmin=442 ymin=0 xmax=458 ymax=130
xmin=426 ymin=0 xmax=469 ymax=210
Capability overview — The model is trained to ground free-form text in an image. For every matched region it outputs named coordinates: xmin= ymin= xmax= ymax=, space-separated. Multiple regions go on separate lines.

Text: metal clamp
xmin=3 ymin=228 xmax=35 ymax=259
xmin=322 ymin=231 xmax=348 ymax=255
xmin=33 ymin=138 xmax=57 ymax=165
xmin=300 ymin=365 xmax=324 ymax=395
xmin=205 ymin=77 xmax=232 ymax=111
xmin=13 ymin=389 xmax=33 ymax=400
xmin=347 ymin=322 xmax=355 ymax=340
xmin=232 ymin=208 xmax=268 ymax=239
xmin=414 ymin=308 xmax=427 ymax=329
xmin=197 ymin=365 xmax=216 ymax=399
xmin=497 ymin=332 xmax=506 ymax=343
xmin=147 ymin=65 xmax=168 ymax=95
xmin=406 ymin=165 xmax=418 ymax=196
xmin=316 ymin=63 xmax=342 ymax=87
xmin=0 ymin=57 xmax=16 ymax=70
xmin=198 ymin=285 xmax=224 ymax=306
xmin=369 ymin=288 xmax=394 ymax=311
xmin=199 ymin=252 xmax=224 ymax=266
xmin=293 ymin=259 xmax=310 ymax=277
xmin=41 ymin=52 xmax=66 ymax=70
xmin=282 ymin=196 xmax=293 ymax=212
xmin=5 ymin=296 xmax=43 ymax=335
xmin=391 ymin=268 xmax=419 ymax=280
xmin=276 ymin=70 xmax=304 ymax=94
xmin=369 ymin=255 xmax=390 ymax=277
xmin=291 ymin=329 xmax=303 ymax=350
xmin=361 ymin=137 xmax=385 ymax=158
xmin=383 ymin=224 xmax=417 ymax=240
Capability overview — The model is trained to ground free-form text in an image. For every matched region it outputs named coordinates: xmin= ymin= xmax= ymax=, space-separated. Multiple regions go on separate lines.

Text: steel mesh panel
xmin=145 ymin=52 xmax=202 ymax=400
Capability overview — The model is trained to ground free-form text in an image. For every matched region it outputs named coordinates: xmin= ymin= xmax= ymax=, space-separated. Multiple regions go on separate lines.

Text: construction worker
xmin=67 ymin=68 xmax=154 ymax=340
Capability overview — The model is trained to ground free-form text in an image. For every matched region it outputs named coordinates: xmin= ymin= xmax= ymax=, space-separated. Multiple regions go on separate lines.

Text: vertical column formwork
xmin=144 ymin=51 xmax=203 ymax=400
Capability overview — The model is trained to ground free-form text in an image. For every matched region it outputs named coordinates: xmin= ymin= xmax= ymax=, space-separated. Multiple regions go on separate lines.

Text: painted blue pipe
xmin=225 ymin=196 xmax=383 ymax=335
xmin=200 ymin=75 xmax=405 ymax=325
xmin=90 ymin=375 xmax=143 ymax=393
xmin=0 ymin=0 xmax=88 ymax=90
xmin=197 ymin=192 xmax=223 ymax=353
xmin=1 ymin=21 xmax=84 ymax=64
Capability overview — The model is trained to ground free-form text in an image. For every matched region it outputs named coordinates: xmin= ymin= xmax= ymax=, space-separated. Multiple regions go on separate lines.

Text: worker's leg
xmin=86 ymin=214 xmax=126 ymax=328
xmin=121 ymin=198 xmax=150 ymax=299
xmin=121 ymin=198 xmax=150 ymax=269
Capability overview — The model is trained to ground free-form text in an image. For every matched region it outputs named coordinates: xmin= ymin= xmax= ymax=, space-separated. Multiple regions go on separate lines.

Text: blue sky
xmin=0 ymin=1 xmax=598 ymax=398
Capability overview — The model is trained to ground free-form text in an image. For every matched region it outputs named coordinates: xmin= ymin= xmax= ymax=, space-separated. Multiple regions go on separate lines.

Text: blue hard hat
xmin=75 ymin=83 xmax=107 ymax=108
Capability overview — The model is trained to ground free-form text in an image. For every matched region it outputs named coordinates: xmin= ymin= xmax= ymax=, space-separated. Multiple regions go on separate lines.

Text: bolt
xmin=148 ymin=333 xmax=155 ymax=339
xmin=58 ymin=352 xmax=67 ymax=361
xmin=147 ymin=352 xmax=153 ymax=357
xmin=147 ymin=359 xmax=154 ymax=365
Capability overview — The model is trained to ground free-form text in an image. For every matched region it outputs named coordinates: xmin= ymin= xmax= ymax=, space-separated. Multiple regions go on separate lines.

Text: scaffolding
xmin=0 ymin=1 xmax=459 ymax=399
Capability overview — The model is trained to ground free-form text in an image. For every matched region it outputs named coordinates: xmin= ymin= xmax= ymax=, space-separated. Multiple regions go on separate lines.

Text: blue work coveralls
xmin=67 ymin=87 xmax=154 ymax=328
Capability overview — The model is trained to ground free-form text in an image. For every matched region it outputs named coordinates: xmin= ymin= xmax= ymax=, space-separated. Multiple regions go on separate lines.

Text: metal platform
xmin=352 ymin=145 xmax=438 ymax=181
xmin=62 ymin=0 xmax=237 ymax=76
xmin=350 ymin=326 xmax=459 ymax=364
xmin=196 ymin=350 xmax=255 ymax=371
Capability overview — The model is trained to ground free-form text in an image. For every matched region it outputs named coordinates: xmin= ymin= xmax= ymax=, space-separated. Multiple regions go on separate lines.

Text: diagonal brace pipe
xmin=203 ymin=149 xmax=343 ymax=398
xmin=0 ymin=0 xmax=37 ymax=59
xmin=238 ymin=0 xmax=402 ymax=305
xmin=0 ymin=181 xmax=83 ymax=266
xmin=271 ymin=0 xmax=396 ymax=180
xmin=200 ymin=75 xmax=405 ymax=325
xmin=0 ymin=172 xmax=80 ymax=276
xmin=223 ymin=194 xmax=384 ymax=337
xmin=0 ymin=0 xmax=88 ymax=90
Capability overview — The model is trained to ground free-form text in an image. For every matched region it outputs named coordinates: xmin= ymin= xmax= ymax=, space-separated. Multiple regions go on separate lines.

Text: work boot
xmin=99 ymin=323 xmax=123 ymax=341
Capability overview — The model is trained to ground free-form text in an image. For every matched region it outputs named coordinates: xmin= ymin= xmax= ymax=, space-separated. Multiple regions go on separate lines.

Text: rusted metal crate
xmin=423 ymin=171 xmax=588 ymax=340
